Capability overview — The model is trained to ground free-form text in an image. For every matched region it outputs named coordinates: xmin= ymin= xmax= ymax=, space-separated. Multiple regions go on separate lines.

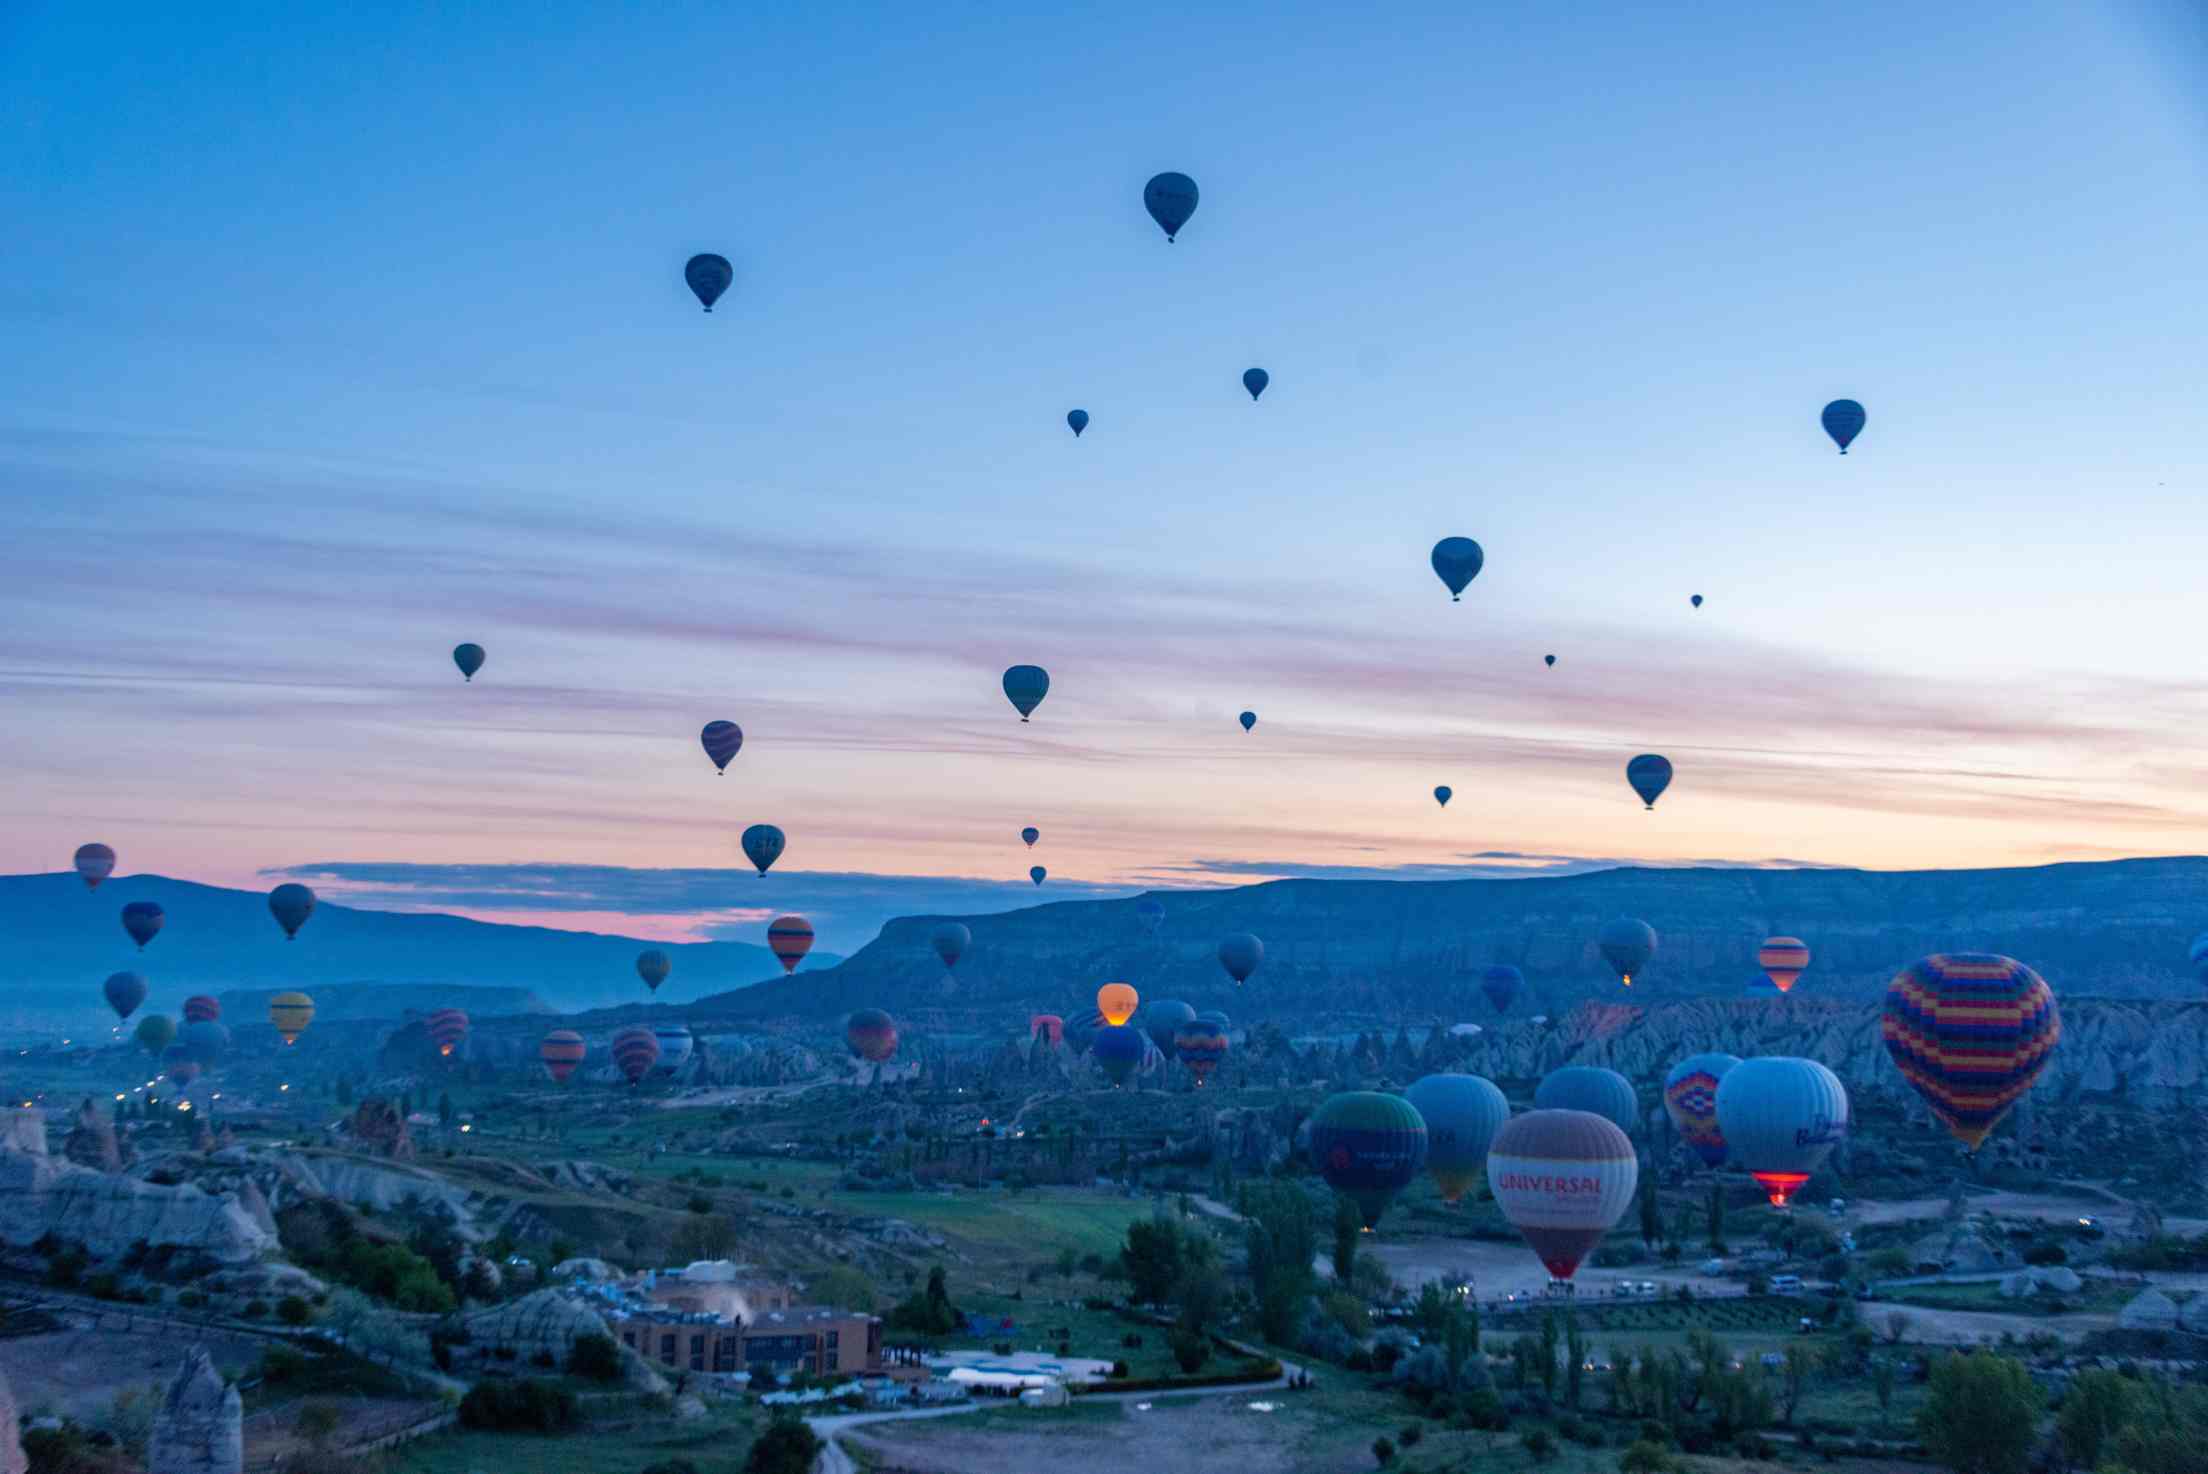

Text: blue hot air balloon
xmin=1021 ymin=826 xmax=1040 ymax=848
xmin=1092 ymin=1023 xmax=1146 ymax=1084
xmin=932 ymin=922 xmax=970 ymax=972
xmin=685 ymin=253 xmax=733 ymax=312
xmin=452 ymin=643 xmax=485 ymax=682
xmin=1544 ymin=654 xmax=1556 ymax=667
xmin=1029 ymin=865 xmax=1047 ymax=886
xmin=740 ymin=824 xmax=785 ymax=876
xmin=1821 ymin=399 xmax=1866 ymax=454
xmin=1716 ymin=1056 xmax=1849 ymax=1206
xmin=1690 ymin=594 xmax=1703 ymax=609
xmin=1433 ymin=785 xmax=1452 ymax=808
xmin=1535 ymin=1065 xmax=1638 ymax=1135
xmin=1218 ymin=932 xmax=1264 ymax=985
xmin=1480 ymin=964 xmax=1522 ymax=1014
xmin=1626 ymin=754 xmax=1672 ymax=810
xmin=1142 ymin=1000 xmax=1196 ymax=1057
xmin=1430 ymin=538 xmax=1484 ymax=601
xmin=1066 ymin=409 xmax=1089 ymax=437
xmin=1404 ymin=1073 xmax=1509 ymax=1204
xmin=701 ymin=721 xmax=743 ymax=774
xmin=1002 ymin=665 xmax=1050 ymax=721
xmin=121 ymin=901 xmax=164 ymax=951
xmin=1143 ymin=173 xmax=1200 ymax=241
xmin=1242 ymin=368 xmax=1269 ymax=401
xmin=103 ymin=971 xmax=147 ymax=1022
xmin=267 ymin=883 xmax=316 ymax=940
xmin=1238 ymin=710 xmax=1256 ymax=732
xmin=1599 ymin=917 xmax=1658 ymax=986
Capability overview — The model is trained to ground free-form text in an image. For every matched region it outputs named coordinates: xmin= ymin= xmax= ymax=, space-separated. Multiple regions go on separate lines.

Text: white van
xmin=1768 ymin=1274 xmax=1804 ymax=1294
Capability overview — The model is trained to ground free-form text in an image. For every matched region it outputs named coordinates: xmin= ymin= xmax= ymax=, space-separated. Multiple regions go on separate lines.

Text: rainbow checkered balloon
xmin=1882 ymin=953 xmax=2060 ymax=1152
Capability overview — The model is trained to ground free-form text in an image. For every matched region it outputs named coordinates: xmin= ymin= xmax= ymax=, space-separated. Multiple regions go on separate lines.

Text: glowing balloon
xmin=1757 ymin=937 xmax=1810 ymax=993
xmin=1662 ymin=1052 xmax=1741 ymax=1169
xmin=847 ymin=1008 xmax=899 ymax=1064
xmin=1535 ymin=1065 xmax=1638 ymax=1135
xmin=121 ymin=901 xmax=163 ymax=951
xmin=1486 ymin=1109 xmax=1637 ymax=1279
xmin=1882 ymin=953 xmax=2059 ymax=1152
xmin=1308 ymin=1091 xmax=1428 ymax=1228
xmin=1716 ymin=1056 xmax=1848 ymax=1207
xmin=611 ymin=1025 xmax=661 ymax=1083
xmin=1067 ymin=410 xmax=1089 ymax=437
xmin=768 ymin=915 xmax=814 ymax=973
xmin=701 ymin=721 xmax=743 ymax=774
xmin=1626 ymin=754 xmax=1672 ymax=810
xmin=1097 ymin=982 xmax=1139 ymax=1027
xmin=268 ymin=883 xmax=315 ymax=940
xmin=74 ymin=843 xmax=115 ymax=889
xmin=932 ymin=922 xmax=970 ymax=971
xmin=741 ymin=823 xmax=785 ymax=876
xmin=1218 ymin=932 xmax=1264 ymax=985
xmin=1821 ymin=398 xmax=1866 ymax=454
xmin=452 ymin=643 xmax=485 ymax=682
xmin=1430 ymin=537 xmax=1484 ymax=601
xmin=540 ymin=1030 xmax=586 ymax=1083
xmin=1143 ymin=172 xmax=1199 ymax=241
xmin=1598 ymin=918 xmax=1656 ymax=987
xmin=268 ymin=992 xmax=314 ymax=1046
xmin=685 ymin=253 xmax=733 ymax=312
xmin=1403 ymin=1073 xmax=1508 ymax=1204
xmin=426 ymin=1008 xmax=469 ymax=1058
xmin=1002 ymin=665 xmax=1050 ymax=721
xmin=636 ymin=950 xmax=672 ymax=992
xmin=103 ymin=972 xmax=147 ymax=1021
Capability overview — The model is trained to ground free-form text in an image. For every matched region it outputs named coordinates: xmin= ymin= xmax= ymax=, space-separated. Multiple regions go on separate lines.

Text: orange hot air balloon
xmin=1757 ymin=936 xmax=1810 ymax=993
xmin=540 ymin=1030 xmax=586 ymax=1084
xmin=1097 ymin=982 xmax=1138 ymax=1028
xmin=426 ymin=1008 xmax=469 ymax=1058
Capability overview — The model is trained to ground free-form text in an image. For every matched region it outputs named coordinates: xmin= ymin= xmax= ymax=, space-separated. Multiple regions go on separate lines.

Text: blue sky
xmin=6 ymin=2 xmax=2208 ymax=951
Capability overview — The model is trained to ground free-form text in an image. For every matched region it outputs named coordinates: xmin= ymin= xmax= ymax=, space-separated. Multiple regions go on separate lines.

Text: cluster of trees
xmin=456 ymin=1379 xmax=579 ymax=1432
xmin=886 ymin=1266 xmax=961 ymax=1336
xmin=1121 ymin=1211 xmax=1227 ymax=1372
xmin=2052 ymin=1365 xmax=2208 ymax=1474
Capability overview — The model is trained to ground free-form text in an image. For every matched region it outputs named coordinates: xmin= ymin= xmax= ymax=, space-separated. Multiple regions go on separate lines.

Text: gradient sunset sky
xmin=6 ymin=2 xmax=2207 ymax=951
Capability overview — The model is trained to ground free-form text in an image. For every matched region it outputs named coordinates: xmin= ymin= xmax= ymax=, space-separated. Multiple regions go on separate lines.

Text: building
xmin=612 ymin=1303 xmax=881 ymax=1379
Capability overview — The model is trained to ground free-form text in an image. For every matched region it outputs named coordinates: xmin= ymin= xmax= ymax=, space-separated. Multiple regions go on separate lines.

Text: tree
xmin=1333 ymin=1195 xmax=1362 ymax=1283
xmin=566 ymin=1333 xmax=623 ymax=1383
xmin=1872 ymin=1356 xmax=1895 ymax=1432
xmin=811 ymin=1265 xmax=878 ymax=1314
xmin=1915 ymin=1352 xmax=2041 ymax=1474
xmin=743 ymin=1414 xmax=822 ymax=1474
xmin=1884 ymin=1309 xmax=1914 ymax=1345
xmin=887 ymin=1265 xmax=959 ymax=1335
xmin=1122 ymin=1216 xmax=1186 ymax=1307
xmin=1168 ymin=1324 xmax=1210 ymax=1374
xmin=1779 ymin=1345 xmax=1811 ymax=1425
xmin=2055 ymin=1367 xmax=2134 ymax=1472
xmin=1054 ymin=1247 xmax=1079 ymax=1283
xmin=1565 ymin=1311 xmax=1586 ymax=1409
xmin=437 ymin=1093 xmax=455 ymax=1129
xmin=1639 ymin=1178 xmax=1661 ymax=1250
xmin=1706 ymin=1183 xmax=1726 ymax=1253
xmin=1537 ymin=1312 xmax=1560 ymax=1399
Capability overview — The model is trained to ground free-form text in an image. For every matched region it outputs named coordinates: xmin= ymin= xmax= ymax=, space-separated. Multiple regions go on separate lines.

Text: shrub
xmin=566 ymin=1332 xmax=624 ymax=1382
xmin=1168 ymin=1326 xmax=1209 ymax=1374
xmin=456 ymin=1379 xmax=579 ymax=1433
xmin=1110 ymin=1360 xmax=1129 ymax=1378
xmin=1398 ymin=1424 xmax=1422 ymax=1447
xmin=277 ymin=1295 xmax=312 ymax=1326
xmin=1522 ymin=1427 xmax=1556 ymax=1463
xmin=743 ymin=1415 xmax=821 ymax=1474
xmin=1370 ymin=1436 xmax=1395 ymax=1466
xmin=1619 ymin=1439 xmax=1681 ymax=1473
xmin=243 ymin=1300 xmax=269 ymax=1319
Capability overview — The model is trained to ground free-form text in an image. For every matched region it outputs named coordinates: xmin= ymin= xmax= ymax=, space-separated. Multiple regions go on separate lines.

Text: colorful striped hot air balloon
xmin=182 ymin=995 xmax=221 ymax=1025
xmin=1403 ymin=1073 xmax=1508 ymax=1204
xmin=1757 ymin=937 xmax=1810 ymax=993
xmin=1486 ymin=1109 xmax=1638 ymax=1280
xmin=636 ymin=950 xmax=672 ymax=992
xmin=1882 ymin=953 xmax=2060 ymax=1152
xmin=1308 ymin=1092 xmax=1428 ymax=1228
xmin=1536 ymin=1066 xmax=1638 ymax=1135
xmin=1097 ymin=982 xmax=1138 ymax=1027
xmin=426 ymin=1008 xmax=470 ymax=1058
xmin=1717 ymin=1056 xmax=1849 ymax=1207
xmin=74 ymin=843 xmax=115 ymax=890
xmin=768 ymin=915 xmax=814 ymax=973
xmin=1662 ymin=1052 xmax=1741 ymax=1169
xmin=162 ymin=1044 xmax=202 ymax=1090
xmin=267 ymin=992 xmax=314 ymax=1045
xmin=1029 ymin=1014 xmax=1064 ymax=1048
xmin=539 ymin=1030 xmax=586 ymax=1083
xmin=1091 ymin=1023 xmax=1144 ymax=1085
xmin=845 ymin=1009 xmax=898 ymax=1064
xmin=1173 ymin=1018 xmax=1228 ymax=1085
xmin=610 ymin=1026 xmax=661 ymax=1084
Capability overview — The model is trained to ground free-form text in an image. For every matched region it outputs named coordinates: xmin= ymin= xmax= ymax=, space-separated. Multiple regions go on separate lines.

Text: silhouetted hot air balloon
xmin=1134 ymin=898 xmax=1165 ymax=936
xmin=1309 ymin=1091 xmax=1428 ymax=1228
xmin=1174 ymin=1019 xmax=1229 ymax=1085
xmin=182 ymin=995 xmax=220 ymax=1025
xmin=1066 ymin=410 xmax=1088 ymax=437
xmin=268 ymin=883 xmax=315 ymax=940
xmin=179 ymin=1019 xmax=229 ymax=1068
xmin=1238 ymin=710 xmax=1256 ymax=732
xmin=1598 ymin=918 xmax=1657 ymax=987
xmin=135 ymin=1014 xmax=175 ymax=1056
xmin=452 ymin=643 xmax=485 ymax=682
xmin=846 ymin=1008 xmax=899 ymax=1064
xmin=1486 ymin=1110 xmax=1637 ymax=1280
xmin=1030 ymin=865 xmax=1047 ymax=886
xmin=1717 ymin=1056 xmax=1848 ymax=1206
xmin=1242 ymin=368 xmax=1268 ymax=401
xmin=1097 ymin=982 xmax=1138 ymax=1027
xmin=103 ymin=972 xmax=147 ymax=1022
xmin=1626 ymin=754 xmax=1672 ymax=810
xmin=540 ymin=1030 xmax=586 ymax=1084
xmin=652 ymin=1025 xmax=694 ymax=1077
xmin=1480 ymin=964 xmax=1522 ymax=1015
xmin=636 ymin=950 xmax=672 ymax=992
xmin=1029 ymin=1014 xmax=1064 ymax=1048
xmin=1404 ymin=1073 xmax=1509 ymax=1204
xmin=1821 ymin=398 xmax=1866 ymax=454
xmin=1662 ymin=1052 xmax=1741 ymax=1169
xmin=768 ymin=915 xmax=813 ymax=973
xmin=1544 ymin=654 xmax=1556 ymax=668
xmin=1882 ymin=953 xmax=2060 ymax=1152
xmin=268 ymin=992 xmax=314 ymax=1046
xmin=701 ymin=721 xmax=743 ymax=774
xmin=1002 ymin=665 xmax=1050 ymax=721
xmin=611 ymin=1026 xmax=661 ymax=1084
xmin=1021 ymin=826 xmax=1039 ymax=848
xmin=1536 ymin=1065 xmax=1638 ymax=1135
xmin=1142 ymin=1000 xmax=1195 ymax=1057
xmin=685 ymin=253 xmax=733 ymax=312
xmin=1092 ymin=1023 xmax=1144 ymax=1084
xmin=74 ymin=843 xmax=115 ymax=890
xmin=932 ymin=922 xmax=970 ymax=972
xmin=121 ymin=901 xmax=163 ymax=951
xmin=1218 ymin=933 xmax=1263 ymax=985
xmin=741 ymin=824 xmax=785 ymax=876
xmin=426 ymin=1008 xmax=470 ymax=1058
xmin=162 ymin=1044 xmax=201 ymax=1090
xmin=1430 ymin=537 xmax=1484 ymax=601
xmin=1433 ymin=786 xmax=1452 ymax=808
xmin=1758 ymin=937 xmax=1810 ymax=993
xmin=1143 ymin=172 xmax=1199 ymax=240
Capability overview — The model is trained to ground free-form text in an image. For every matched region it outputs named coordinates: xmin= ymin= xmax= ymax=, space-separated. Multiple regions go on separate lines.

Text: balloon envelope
xmin=1821 ymin=398 xmax=1866 ymax=453
xmin=1030 ymin=866 xmax=1047 ymax=886
xmin=1173 ymin=1019 xmax=1229 ymax=1084
xmin=1535 ymin=1065 xmax=1638 ymax=1135
xmin=121 ymin=901 xmax=163 ymax=951
xmin=1486 ymin=1109 xmax=1638 ymax=1280
xmin=1218 ymin=932 xmax=1264 ymax=985
xmin=685 ymin=253 xmax=733 ymax=311
xmin=636 ymin=950 xmax=672 ymax=992
xmin=182 ymin=995 xmax=220 ymax=1024
xmin=1143 ymin=172 xmax=1199 ymax=240
xmin=268 ymin=991 xmax=314 ymax=1045
xmin=1882 ymin=953 xmax=2060 ymax=1151
xmin=1238 ymin=710 xmax=1256 ymax=732
xmin=611 ymin=1026 xmax=661 ymax=1083
xmin=651 ymin=1026 xmax=694 ymax=1076
xmin=103 ymin=972 xmax=147 ymax=1022
xmin=1092 ymin=1023 xmax=1145 ymax=1084
xmin=1626 ymin=754 xmax=1672 ymax=810
xmin=267 ymin=883 xmax=316 ymax=940
xmin=540 ymin=1030 xmax=586 ymax=1083
xmin=1021 ymin=827 xmax=1039 ymax=848
xmin=1480 ymin=964 xmax=1522 ymax=1015
xmin=768 ymin=915 xmax=814 ymax=973
xmin=1404 ymin=1073 xmax=1509 ymax=1203
xmin=135 ymin=1014 xmax=175 ymax=1055
xmin=1544 ymin=654 xmax=1556 ymax=667
xmin=1242 ymin=368 xmax=1268 ymax=400
xmin=1429 ymin=537 xmax=1484 ymax=600
xmin=701 ymin=721 xmax=743 ymax=773
xmin=1433 ymin=786 xmax=1452 ymax=808
xmin=426 ymin=1008 xmax=469 ymax=1058
xmin=179 ymin=1019 xmax=229 ymax=1067
xmin=1097 ymin=982 xmax=1139 ymax=1027
xmin=162 ymin=1044 xmax=202 ymax=1089
xmin=1716 ymin=1056 xmax=1849 ymax=1206
xmin=1002 ymin=665 xmax=1050 ymax=721
xmin=1690 ymin=594 xmax=1703 ymax=608
xmin=452 ymin=643 xmax=485 ymax=681
xmin=1142 ymin=1000 xmax=1196 ymax=1056
xmin=1308 ymin=1091 xmax=1428 ymax=1228
xmin=932 ymin=922 xmax=970 ymax=971
xmin=1066 ymin=410 xmax=1088 ymax=437
xmin=1663 ymin=1052 xmax=1741 ymax=1169
xmin=1029 ymin=1014 xmax=1064 ymax=1048
xmin=741 ymin=824 xmax=786 ymax=876
xmin=1598 ymin=918 xmax=1657 ymax=986
xmin=74 ymin=843 xmax=115 ymax=889
xmin=1758 ymin=937 xmax=1811 ymax=993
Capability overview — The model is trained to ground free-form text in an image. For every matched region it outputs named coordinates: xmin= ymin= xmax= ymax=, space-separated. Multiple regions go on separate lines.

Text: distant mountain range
xmin=697 ymin=857 xmax=2208 ymax=1026
xmin=0 ymin=872 xmax=836 ymax=1025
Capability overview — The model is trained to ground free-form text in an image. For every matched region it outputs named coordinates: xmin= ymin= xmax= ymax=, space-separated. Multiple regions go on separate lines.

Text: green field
xmin=385 ymin=1404 xmax=758 ymax=1474
xmin=1887 ymin=1279 xmax=2134 ymax=1316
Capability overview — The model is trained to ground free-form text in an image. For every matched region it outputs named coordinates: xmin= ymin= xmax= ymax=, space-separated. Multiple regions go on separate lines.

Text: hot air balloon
xmin=1142 ymin=1000 xmax=1196 ymax=1057
xmin=268 ymin=883 xmax=315 ymax=940
xmin=685 ymin=253 xmax=733 ymax=312
xmin=1097 ymin=982 xmax=1138 ymax=1027
xmin=636 ymin=950 xmax=672 ymax=992
xmin=1662 ymin=1052 xmax=1741 ymax=1169
xmin=121 ymin=901 xmax=163 ymax=951
xmin=1174 ymin=1018 xmax=1229 ymax=1085
xmin=1092 ymin=1023 xmax=1145 ymax=1084
xmin=1029 ymin=1014 xmax=1064 ymax=1048
xmin=1433 ymin=786 xmax=1452 ymax=808
xmin=1598 ymin=918 xmax=1657 ymax=987
xmin=1242 ymin=368 xmax=1268 ymax=401
xmin=1544 ymin=654 xmax=1556 ymax=668
xmin=1238 ymin=710 xmax=1256 ymax=732
xmin=1480 ymin=964 xmax=1522 ymax=1015
xmin=182 ymin=995 xmax=220 ymax=1025
xmin=932 ymin=922 xmax=970 ymax=972
xmin=539 ymin=1030 xmax=586 ymax=1083
xmin=1882 ymin=954 xmax=2060 ymax=1152
xmin=1196 ymin=1008 xmax=1231 ymax=1031
xmin=1486 ymin=1110 xmax=1638 ymax=1280
xmin=700 ymin=721 xmax=743 ymax=774
xmin=611 ymin=1026 xmax=661 ymax=1084
xmin=103 ymin=972 xmax=147 ymax=1022
xmin=1002 ymin=665 xmax=1050 ymax=721
xmin=846 ymin=1008 xmax=899 ymax=1064
xmin=74 ymin=843 xmax=115 ymax=890
xmin=1403 ymin=1073 xmax=1509 ymax=1204
xmin=268 ymin=992 xmax=314 ymax=1045
xmin=1021 ymin=827 xmax=1040 ymax=848
xmin=426 ymin=1008 xmax=469 ymax=1058
xmin=452 ymin=643 xmax=485 ymax=682
xmin=1065 ymin=1009 xmax=1104 ymax=1052
xmin=1030 ymin=866 xmax=1047 ymax=886
xmin=1143 ymin=172 xmax=1199 ymax=241
xmin=1308 ymin=1092 xmax=1428 ymax=1228
xmin=1430 ymin=537 xmax=1484 ymax=601
xmin=2191 ymin=931 xmax=2208 ymax=985
xmin=1626 ymin=754 xmax=1672 ymax=810
xmin=1066 ymin=410 xmax=1088 ymax=437
xmin=1716 ymin=1056 xmax=1849 ymax=1206
xmin=651 ymin=1026 xmax=694 ymax=1077
xmin=135 ymin=1014 xmax=175 ymax=1055
xmin=741 ymin=824 xmax=785 ymax=876
xmin=768 ymin=915 xmax=814 ymax=973
xmin=1821 ymin=399 xmax=1866 ymax=454
xmin=1757 ymin=937 xmax=1811 ymax=993
xmin=180 ymin=1019 xmax=229 ymax=1068
xmin=1218 ymin=933 xmax=1263 ymax=985
xmin=1134 ymin=898 xmax=1165 ymax=936
xmin=1690 ymin=595 xmax=1703 ymax=609
xmin=1536 ymin=1065 xmax=1638 ymax=1135
xmin=162 ymin=1044 xmax=202 ymax=1090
